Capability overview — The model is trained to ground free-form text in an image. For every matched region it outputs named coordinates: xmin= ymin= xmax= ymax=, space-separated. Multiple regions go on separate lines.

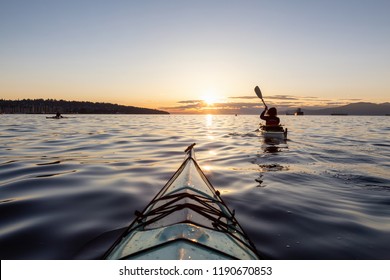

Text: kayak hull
xmin=104 ymin=145 xmax=260 ymax=260
xmin=260 ymin=125 xmax=287 ymax=140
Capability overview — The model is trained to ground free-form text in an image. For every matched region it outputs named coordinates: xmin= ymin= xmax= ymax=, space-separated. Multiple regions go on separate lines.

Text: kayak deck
xmin=104 ymin=144 xmax=260 ymax=260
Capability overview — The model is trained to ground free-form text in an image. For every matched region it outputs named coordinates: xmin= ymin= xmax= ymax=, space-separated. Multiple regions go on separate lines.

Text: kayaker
xmin=260 ymin=106 xmax=280 ymax=126
xmin=55 ymin=112 xmax=63 ymax=119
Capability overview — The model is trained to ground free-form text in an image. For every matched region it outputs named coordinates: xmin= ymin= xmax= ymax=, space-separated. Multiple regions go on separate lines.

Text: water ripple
xmin=0 ymin=114 xmax=389 ymax=259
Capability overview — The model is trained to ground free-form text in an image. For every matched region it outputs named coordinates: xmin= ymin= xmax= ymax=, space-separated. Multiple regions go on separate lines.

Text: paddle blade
xmin=254 ymin=86 xmax=263 ymax=99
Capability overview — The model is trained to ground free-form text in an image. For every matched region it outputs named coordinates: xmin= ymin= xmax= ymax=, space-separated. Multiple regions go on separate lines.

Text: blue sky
xmin=1 ymin=0 xmax=389 ymax=113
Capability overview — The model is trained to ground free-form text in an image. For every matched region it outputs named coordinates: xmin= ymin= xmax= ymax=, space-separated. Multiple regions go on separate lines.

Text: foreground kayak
xmin=104 ymin=144 xmax=260 ymax=260
xmin=260 ymin=125 xmax=287 ymax=140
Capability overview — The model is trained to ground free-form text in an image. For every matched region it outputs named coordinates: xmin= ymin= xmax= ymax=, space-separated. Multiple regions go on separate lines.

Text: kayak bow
xmin=104 ymin=144 xmax=260 ymax=260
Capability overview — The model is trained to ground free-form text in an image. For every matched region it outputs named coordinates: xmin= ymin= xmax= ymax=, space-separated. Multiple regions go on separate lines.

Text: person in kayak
xmin=260 ymin=106 xmax=280 ymax=126
xmin=47 ymin=112 xmax=64 ymax=119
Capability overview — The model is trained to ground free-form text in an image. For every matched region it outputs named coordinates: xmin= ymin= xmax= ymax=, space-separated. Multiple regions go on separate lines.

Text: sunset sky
xmin=1 ymin=0 xmax=389 ymax=114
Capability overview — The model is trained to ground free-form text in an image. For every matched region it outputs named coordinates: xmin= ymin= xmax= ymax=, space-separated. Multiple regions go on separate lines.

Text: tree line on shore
xmin=0 ymin=99 xmax=169 ymax=114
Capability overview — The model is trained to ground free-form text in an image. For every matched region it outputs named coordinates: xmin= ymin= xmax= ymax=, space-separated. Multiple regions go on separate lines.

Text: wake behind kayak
xmin=104 ymin=144 xmax=260 ymax=260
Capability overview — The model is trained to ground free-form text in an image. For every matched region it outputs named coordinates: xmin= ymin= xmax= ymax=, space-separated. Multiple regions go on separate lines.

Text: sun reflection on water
xmin=205 ymin=114 xmax=213 ymax=127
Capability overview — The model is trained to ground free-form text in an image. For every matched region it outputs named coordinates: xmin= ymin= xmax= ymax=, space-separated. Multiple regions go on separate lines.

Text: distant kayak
xmin=46 ymin=112 xmax=66 ymax=119
xmin=104 ymin=144 xmax=260 ymax=260
xmin=260 ymin=125 xmax=287 ymax=140
xmin=46 ymin=116 xmax=68 ymax=119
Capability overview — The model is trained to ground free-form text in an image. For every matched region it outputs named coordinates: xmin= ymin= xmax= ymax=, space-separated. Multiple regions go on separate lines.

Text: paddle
xmin=254 ymin=85 xmax=267 ymax=107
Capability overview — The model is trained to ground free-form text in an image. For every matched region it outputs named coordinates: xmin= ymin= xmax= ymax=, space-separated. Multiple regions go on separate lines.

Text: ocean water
xmin=0 ymin=114 xmax=389 ymax=260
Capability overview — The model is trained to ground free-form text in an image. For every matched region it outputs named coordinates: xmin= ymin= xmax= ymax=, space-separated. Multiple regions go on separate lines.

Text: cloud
xmin=162 ymin=97 xmax=303 ymax=113
xmin=229 ymin=95 xmax=300 ymax=100
xmin=177 ymin=100 xmax=204 ymax=104
xmin=161 ymin=104 xmax=202 ymax=110
xmin=160 ymin=96 xmax=360 ymax=114
xmin=324 ymin=101 xmax=350 ymax=106
xmin=229 ymin=96 xmax=258 ymax=100
xmin=267 ymin=95 xmax=301 ymax=100
xmin=160 ymin=100 xmax=207 ymax=111
xmin=229 ymin=95 xmax=354 ymax=103
xmin=161 ymin=100 xmax=267 ymax=114
xmin=340 ymin=98 xmax=362 ymax=101
xmin=214 ymin=102 xmax=262 ymax=108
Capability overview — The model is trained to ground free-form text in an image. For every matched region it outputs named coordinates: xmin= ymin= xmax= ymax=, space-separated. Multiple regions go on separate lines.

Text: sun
xmin=201 ymin=90 xmax=219 ymax=106
xmin=203 ymin=96 xmax=217 ymax=106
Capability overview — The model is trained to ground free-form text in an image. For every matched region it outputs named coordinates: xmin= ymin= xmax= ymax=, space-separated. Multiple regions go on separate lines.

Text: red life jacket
xmin=261 ymin=115 xmax=280 ymax=126
xmin=266 ymin=118 xmax=279 ymax=126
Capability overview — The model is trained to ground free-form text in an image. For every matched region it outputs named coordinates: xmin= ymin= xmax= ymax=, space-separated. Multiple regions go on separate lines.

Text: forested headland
xmin=0 ymin=99 xmax=169 ymax=114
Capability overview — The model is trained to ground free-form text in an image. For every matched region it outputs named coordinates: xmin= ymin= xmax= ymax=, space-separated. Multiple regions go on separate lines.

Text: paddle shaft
xmin=260 ymin=98 xmax=266 ymax=107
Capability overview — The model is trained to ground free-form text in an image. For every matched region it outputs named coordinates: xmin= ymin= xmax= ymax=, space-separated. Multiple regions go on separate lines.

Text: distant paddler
xmin=46 ymin=112 xmax=65 ymax=119
xmin=254 ymin=85 xmax=287 ymax=139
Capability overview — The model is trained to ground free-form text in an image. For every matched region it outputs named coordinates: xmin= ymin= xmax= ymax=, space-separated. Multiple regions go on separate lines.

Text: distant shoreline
xmin=0 ymin=99 xmax=169 ymax=115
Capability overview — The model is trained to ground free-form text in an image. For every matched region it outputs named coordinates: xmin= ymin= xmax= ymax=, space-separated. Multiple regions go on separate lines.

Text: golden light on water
xmin=202 ymin=165 xmax=212 ymax=172
xmin=205 ymin=114 xmax=213 ymax=127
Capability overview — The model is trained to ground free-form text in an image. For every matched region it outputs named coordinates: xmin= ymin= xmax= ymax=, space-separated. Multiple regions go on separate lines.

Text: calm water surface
xmin=0 ymin=114 xmax=389 ymax=259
